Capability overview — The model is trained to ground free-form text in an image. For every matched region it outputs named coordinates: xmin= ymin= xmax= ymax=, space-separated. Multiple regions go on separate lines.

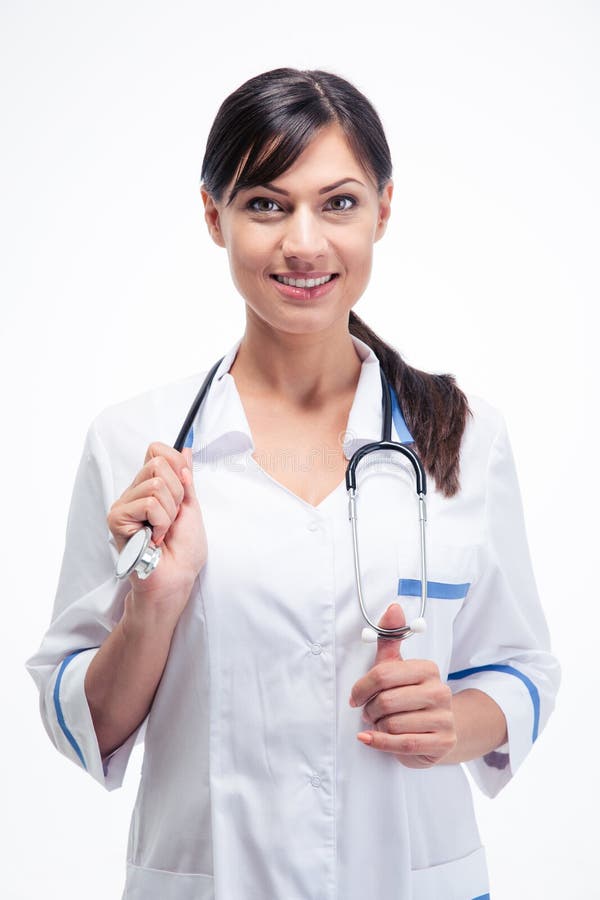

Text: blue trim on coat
xmin=398 ymin=578 xmax=471 ymax=600
xmin=53 ymin=650 xmax=89 ymax=769
xmin=389 ymin=385 xmax=414 ymax=444
xmin=184 ymin=426 xmax=194 ymax=448
xmin=472 ymin=894 xmax=491 ymax=900
xmin=448 ymin=664 xmax=540 ymax=742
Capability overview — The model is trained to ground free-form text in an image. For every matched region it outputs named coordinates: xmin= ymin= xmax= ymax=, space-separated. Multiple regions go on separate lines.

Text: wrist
xmin=123 ymin=582 xmax=195 ymax=636
xmin=442 ymin=689 xmax=507 ymax=765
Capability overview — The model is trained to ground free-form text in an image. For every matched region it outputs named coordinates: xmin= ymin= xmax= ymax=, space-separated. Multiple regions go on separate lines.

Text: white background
xmin=2 ymin=1 xmax=597 ymax=897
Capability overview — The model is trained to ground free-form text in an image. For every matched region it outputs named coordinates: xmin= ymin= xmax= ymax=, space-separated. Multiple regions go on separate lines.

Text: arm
xmin=26 ymin=416 xmax=205 ymax=787
xmin=84 ymin=589 xmax=185 ymax=759
xmin=85 ymin=443 xmax=205 ymax=758
xmin=443 ymin=688 xmax=507 ymax=765
xmin=445 ymin=413 xmax=560 ymax=795
xmin=350 ymin=410 xmax=558 ymax=784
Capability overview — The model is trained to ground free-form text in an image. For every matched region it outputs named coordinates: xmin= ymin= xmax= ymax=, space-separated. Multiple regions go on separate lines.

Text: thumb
xmin=374 ymin=602 xmax=406 ymax=664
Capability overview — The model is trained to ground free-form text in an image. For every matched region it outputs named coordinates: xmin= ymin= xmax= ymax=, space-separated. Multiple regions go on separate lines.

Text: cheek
xmin=227 ymin=226 xmax=272 ymax=274
xmin=341 ymin=213 xmax=377 ymax=250
xmin=342 ymin=226 xmax=375 ymax=272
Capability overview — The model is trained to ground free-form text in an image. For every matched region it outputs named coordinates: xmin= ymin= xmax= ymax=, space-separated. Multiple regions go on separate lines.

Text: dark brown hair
xmin=201 ymin=68 xmax=470 ymax=496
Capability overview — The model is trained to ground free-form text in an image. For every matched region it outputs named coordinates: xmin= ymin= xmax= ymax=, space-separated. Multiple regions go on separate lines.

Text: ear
xmin=374 ymin=180 xmax=393 ymax=243
xmin=201 ymin=188 xmax=226 ymax=248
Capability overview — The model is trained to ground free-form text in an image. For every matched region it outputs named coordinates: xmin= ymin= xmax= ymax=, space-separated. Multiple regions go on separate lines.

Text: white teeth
xmin=275 ymin=274 xmax=334 ymax=287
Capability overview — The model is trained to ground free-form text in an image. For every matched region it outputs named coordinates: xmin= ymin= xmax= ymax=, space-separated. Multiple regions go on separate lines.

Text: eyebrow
xmin=256 ymin=178 xmax=366 ymax=196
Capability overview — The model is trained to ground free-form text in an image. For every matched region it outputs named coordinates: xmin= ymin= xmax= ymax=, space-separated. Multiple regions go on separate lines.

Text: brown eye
xmin=248 ymin=198 xmax=282 ymax=213
xmin=326 ymin=195 xmax=356 ymax=212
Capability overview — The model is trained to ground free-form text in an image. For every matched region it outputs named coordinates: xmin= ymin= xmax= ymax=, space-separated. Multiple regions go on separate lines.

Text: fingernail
xmin=357 ymin=732 xmax=373 ymax=745
xmin=349 ymin=696 xmax=357 ymax=708
xmin=387 ymin=602 xmax=401 ymax=612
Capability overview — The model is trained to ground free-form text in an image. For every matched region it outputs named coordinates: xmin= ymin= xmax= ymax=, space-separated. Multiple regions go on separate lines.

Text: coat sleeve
xmin=447 ymin=414 xmax=561 ymax=798
xmin=25 ymin=418 xmax=145 ymax=791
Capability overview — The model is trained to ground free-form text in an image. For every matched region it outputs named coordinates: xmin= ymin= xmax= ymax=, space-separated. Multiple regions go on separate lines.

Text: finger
xmin=356 ymin=729 xmax=453 ymax=759
xmin=349 ymin=604 xmax=407 ymax=707
xmin=369 ymin=707 xmax=453 ymax=736
xmin=374 ymin=602 xmax=407 ymax=665
xmin=362 ymin=684 xmax=432 ymax=724
xmin=143 ymin=442 xmax=188 ymax=482
xmin=350 ymin=658 xmax=434 ymax=709
xmin=130 ymin=455 xmax=185 ymax=505
xmin=120 ymin=477 xmax=179 ymax=523
xmin=112 ymin=496 xmax=173 ymax=546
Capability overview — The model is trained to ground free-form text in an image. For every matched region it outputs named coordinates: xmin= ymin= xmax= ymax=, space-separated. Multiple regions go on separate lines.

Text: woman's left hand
xmin=349 ymin=603 xmax=457 ymax=769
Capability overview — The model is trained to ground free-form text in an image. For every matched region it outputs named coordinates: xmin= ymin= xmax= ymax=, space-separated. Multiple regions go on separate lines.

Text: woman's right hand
xmin=107 ymin=443 xmax=207 ymax=619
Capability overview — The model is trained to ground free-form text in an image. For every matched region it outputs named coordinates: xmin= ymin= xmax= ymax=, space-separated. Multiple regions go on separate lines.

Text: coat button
xmin=307 ymin=521 xmax=319 ymax=532
xmin=310 ymin=775 xmax=322 ymax=788
xmin=310 ymin=643 xmax=323 ymax=655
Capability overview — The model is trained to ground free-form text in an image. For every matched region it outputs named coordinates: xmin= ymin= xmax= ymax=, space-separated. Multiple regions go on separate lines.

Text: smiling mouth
xmin=271 ymin=274 xmax=338 ymax=288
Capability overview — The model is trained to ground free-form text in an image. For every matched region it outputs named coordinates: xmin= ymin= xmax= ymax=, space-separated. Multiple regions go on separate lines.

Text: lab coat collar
xmin=190 ymin=335 xmax=409 ymax=461
xmin=190 ymin=338 xmax=253 ymax=461
xmin=341 ymin=337 xmax=386 ymax=460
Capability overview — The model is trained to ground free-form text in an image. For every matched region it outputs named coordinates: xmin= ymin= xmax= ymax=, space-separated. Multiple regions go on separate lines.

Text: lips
xmin=270 ymin=272 xmax=340 ymax=301
xmin=271 ymin=273 xmax=339 ymax=287
xmin=274 ymin=275 xmax=334 ymax=288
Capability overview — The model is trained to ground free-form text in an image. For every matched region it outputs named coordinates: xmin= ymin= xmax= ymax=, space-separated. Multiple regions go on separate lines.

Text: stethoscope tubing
xmin=345 ymin=369 xmax=428 ymax=641
xmin=347 ymin=440 xmax=427 ymax=641
xmin=115 ymin=357 xmax=429 ymax=642
xmin=173 ymin=357 xmax=225 ymax=452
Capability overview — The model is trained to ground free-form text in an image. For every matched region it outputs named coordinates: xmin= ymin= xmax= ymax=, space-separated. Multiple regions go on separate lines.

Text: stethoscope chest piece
xmin=115 ymin=526 xmax=161 ymax=581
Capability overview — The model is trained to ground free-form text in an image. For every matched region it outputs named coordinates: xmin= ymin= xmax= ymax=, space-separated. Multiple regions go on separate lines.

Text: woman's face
xmin=202 ymin=124 xmax=393 ymax=337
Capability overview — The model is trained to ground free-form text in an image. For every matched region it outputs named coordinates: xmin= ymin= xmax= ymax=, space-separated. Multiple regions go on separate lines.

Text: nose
xmin=280 ymin=207 xmax=328 ymax=266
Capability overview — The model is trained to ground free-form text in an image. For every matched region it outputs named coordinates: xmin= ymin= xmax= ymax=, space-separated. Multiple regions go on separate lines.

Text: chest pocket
xmin=396 ymin=542 xmax=476 ymax=674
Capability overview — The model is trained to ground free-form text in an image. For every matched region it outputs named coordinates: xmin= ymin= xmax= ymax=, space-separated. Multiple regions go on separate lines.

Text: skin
xmin=89 ymin=122 xmax=507 ymax=765
xmin=202 ymin=124 xmax=393 ymax=506
xmin=350 ymin=603 xmax=507 ymax=768
xmin=86 ymin=444 xmax=206 ymax=757
xmin=202 ymin=125 xmax=392 ymax=349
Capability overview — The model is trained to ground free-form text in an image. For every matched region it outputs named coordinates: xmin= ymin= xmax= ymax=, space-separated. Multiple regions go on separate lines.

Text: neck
xmin=229 ymin=316 xmax=362 ymax=407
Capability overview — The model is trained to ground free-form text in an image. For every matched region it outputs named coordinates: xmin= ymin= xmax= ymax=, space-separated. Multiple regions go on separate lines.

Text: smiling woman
xmin=203 ymin=125 xmax=391 ymax=364
xmin=200 ymin=69 xmax=470 ymax=496
xmin=200 ymin=120 xmax=397 ymax=507
xmin=26 ymin=67 xmax=560 ymax=900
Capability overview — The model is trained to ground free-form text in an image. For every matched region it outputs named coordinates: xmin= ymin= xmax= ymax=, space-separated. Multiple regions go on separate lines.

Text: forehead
xmin=274 ymin=125 xmax=370 ymax=184
xmin=228 ymin=124 xmax=377 ymax=201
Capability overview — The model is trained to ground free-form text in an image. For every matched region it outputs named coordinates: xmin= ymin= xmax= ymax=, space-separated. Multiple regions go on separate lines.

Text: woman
xmin=27 ymin=68 xmax=560 ymax=899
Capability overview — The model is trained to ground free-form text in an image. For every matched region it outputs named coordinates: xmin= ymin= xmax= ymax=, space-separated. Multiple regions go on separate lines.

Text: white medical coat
xmin=27 ymin=336 xmax=560 ymax=900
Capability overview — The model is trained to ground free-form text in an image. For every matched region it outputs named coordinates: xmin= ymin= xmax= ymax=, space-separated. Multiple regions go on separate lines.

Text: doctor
xmin=27 ymin=68 xmax=560 ymax=899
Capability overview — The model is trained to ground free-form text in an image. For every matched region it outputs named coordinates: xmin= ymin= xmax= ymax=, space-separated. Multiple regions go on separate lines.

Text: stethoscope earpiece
xmin=361 ymin=627 xmax=379 ymax=643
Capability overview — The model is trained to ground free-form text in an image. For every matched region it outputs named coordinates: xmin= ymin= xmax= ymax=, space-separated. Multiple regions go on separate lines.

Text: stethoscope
xmin=115 ymin=358 xmax=428 ymax=643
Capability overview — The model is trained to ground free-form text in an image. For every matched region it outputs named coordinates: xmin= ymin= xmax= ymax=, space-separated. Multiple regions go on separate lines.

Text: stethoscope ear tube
xmin=345 ymin=440 xmax=427 ymax=495
xmin=346 ymin=424 xmax=428 ymax=642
